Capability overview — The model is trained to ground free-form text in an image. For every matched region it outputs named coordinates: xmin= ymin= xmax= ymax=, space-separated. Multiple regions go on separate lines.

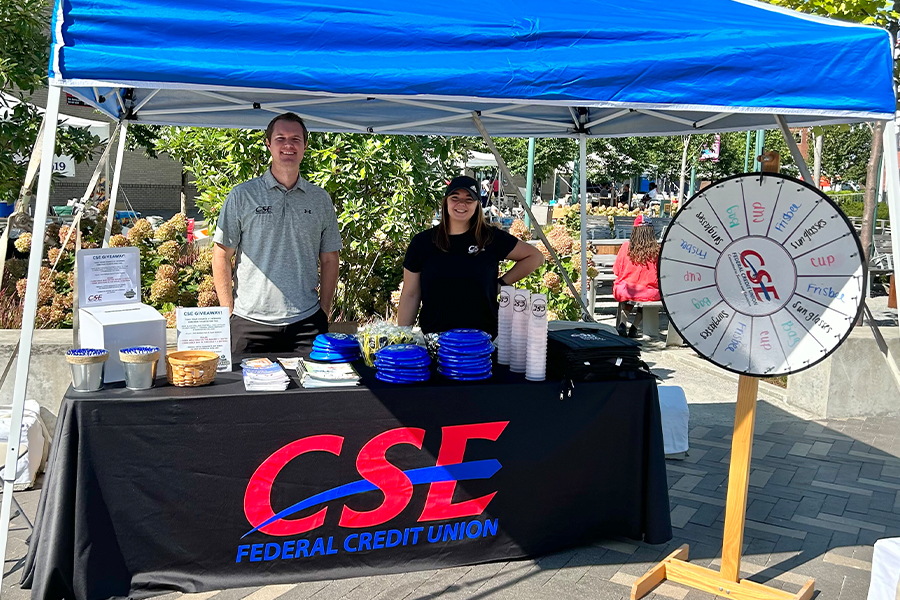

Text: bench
xmin=635 ymin=301 xmax=663 ymax=338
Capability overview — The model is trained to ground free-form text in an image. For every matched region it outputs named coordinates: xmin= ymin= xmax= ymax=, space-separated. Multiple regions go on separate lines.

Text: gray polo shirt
xmin=214 ymin=169 xmax=342 ymax=325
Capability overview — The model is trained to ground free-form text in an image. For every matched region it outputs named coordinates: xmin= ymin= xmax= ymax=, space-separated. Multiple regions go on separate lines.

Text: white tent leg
xmin=774 ymin=115 xmax=813 ymax=183
xmin=103 ymin=121 xmax=128 ymax=247
xmin=470 ymin=112 xmax=594 ymax=321
xmin=0 ymin=85 xmax=61 ymax=597
xmin=579 ymin=133 xmax=588 ymax=311
xmin=0 ymin=120 xmax=47 ymax=288
xmin=881 ymin=118 xmax=900 ymax=338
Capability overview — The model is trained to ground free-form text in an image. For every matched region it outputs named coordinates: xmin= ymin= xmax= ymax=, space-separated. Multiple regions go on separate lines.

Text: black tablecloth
xmin=22 ymin=365 xmax=671 ymax=600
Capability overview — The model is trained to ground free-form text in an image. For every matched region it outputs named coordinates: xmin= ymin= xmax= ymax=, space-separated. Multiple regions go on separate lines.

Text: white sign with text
xmin=176 ymin=307 xmax=232 ymax=372
xmin=76 ymin=247 xmax=141 ymax=307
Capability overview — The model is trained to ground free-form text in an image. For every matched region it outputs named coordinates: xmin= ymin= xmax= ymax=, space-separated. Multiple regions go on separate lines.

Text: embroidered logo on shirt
xmin=255 ymin=206 xmax=273 ymax=214
xmin=303 ymin=209 xmax=312 ymax=214
xmin=468 ymin=245 xmax=482 ymax=254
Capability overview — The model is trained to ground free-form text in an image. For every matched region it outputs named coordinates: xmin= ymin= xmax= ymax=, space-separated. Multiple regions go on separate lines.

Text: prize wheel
xmin=658 ymin=172 xmax=865 ymax=377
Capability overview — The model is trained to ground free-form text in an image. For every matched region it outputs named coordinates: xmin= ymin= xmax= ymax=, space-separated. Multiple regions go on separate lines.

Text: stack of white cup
xmin=510 ymin=289 xmax=530 ymax=373
xmin=526 ymin=293 xmax=548 ymax=381
xmin=497 ymin=286 xmax=515 ymax=365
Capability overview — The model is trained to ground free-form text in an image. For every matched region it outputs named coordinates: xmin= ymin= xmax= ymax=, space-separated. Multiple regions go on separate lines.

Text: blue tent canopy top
xmin=50 ymin=0 xmax=895 ymax=136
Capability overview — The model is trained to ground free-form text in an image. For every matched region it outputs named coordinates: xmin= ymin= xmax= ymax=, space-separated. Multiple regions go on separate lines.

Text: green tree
xmin=764 ymin=0 xmax=898 ymax=263
xmin=0 ymin=0 xmax=101 ymax=204
xmin=142 ymin=125 xmax=468 ymax=322
xmin=818 ymin=124 xmax=872 ymax=184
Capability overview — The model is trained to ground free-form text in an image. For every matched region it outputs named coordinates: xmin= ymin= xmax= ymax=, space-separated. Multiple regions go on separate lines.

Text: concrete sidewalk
xmin=2 ymin=325 xmax=899 ymax=599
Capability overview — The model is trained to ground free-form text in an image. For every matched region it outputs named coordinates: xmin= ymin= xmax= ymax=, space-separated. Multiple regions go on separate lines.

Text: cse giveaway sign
xmin=659 ymin=173 xmax=865 ymax=376
xmin=237 ymin=422 xmax=506 ymax=563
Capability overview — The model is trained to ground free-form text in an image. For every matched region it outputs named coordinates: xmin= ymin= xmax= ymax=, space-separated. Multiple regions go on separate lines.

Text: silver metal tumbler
xmin=119 ymin=346 xmax=161 ymax=391
xmin=69 ymin=362 xmax=105 ymax=392
xmin=122 ymin=360 xmax=157 ymax=390
xmin=65 ymin=349 xmax=109 ymax=393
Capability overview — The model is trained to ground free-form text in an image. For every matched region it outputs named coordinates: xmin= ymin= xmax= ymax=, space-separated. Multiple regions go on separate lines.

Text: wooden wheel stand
xmin=631 ymin=376 xmax=815 ymax=600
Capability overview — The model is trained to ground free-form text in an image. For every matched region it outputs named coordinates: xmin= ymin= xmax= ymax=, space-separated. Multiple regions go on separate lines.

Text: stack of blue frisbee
xmin=309 ymin=333 xmax=361 ymax=363
xmin=374 ymin=344 xmax=430 ymax=384
xmin=437 ymin=329 xmax=493 ymax=381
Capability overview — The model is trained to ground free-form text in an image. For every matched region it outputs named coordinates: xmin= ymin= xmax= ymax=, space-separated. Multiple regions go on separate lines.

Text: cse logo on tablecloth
xmin=659 ymin=173 xmax=865 ymax=377
xmin=237 ymin=422 xmax=507 ymax=563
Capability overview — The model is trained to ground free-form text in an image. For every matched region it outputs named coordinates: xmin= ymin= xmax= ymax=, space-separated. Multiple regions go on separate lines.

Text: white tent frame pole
xmin=0 ymin=84 xmax=61 ymax=599
xmin=103 ymin=120 xmax=128 ymax=247
xmin=471 ymin=112 xmax=595 ymax=322
xmin=775 ymin=114 xmax=814 ymax=183
xmin=0 ymin=119 xmax=46 ymax=288
xmin=579 ymin=133 xmax=588 ymax=309
xmin=881 ymin=118 xmax=900 ymax=339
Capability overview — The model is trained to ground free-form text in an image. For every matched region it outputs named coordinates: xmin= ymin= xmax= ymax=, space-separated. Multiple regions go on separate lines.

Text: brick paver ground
xmin=2 ymin=340 xmax=898 ymax=599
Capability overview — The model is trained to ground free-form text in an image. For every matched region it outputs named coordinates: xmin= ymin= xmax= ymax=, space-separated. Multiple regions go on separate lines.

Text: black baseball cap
xmin=444 ymin=176 xmax=481 ymax=203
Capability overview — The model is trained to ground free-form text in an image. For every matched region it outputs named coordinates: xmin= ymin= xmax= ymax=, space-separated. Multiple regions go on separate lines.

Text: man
xmin=641 ymin=183 xmax=660 ymax=210
xmin=213 ymin=113 xmax=342 ymax=356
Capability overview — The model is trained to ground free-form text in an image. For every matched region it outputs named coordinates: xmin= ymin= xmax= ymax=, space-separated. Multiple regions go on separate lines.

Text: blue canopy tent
xmin=49 ymin=0 xmax=894 ymax=135
xmin=5 ymin=0 xmax=899 ymax=595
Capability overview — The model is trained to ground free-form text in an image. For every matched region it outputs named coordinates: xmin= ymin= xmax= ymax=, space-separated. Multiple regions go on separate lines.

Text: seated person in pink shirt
xmin=613 ymin=216 xmax=660 ymax=338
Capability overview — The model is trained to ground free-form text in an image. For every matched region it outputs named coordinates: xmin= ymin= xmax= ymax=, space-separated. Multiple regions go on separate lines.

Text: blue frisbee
xmin=440 ymin=329 xmax=492 ymax=344
xmin=376 ymin=344 xmax=428 ymax=360
xmin=438 ymin=370 xmax=492 ymax=381
xmin=375 ymin=357 xmax=431 ymax=369
xmin=309 ymin=351 xmax=358 ymax=362
xmin=439 ymin=359 xmax=491 ymax=369
xmin=439 ymin=344 xmax=493 ymax=356
xmin=314 ymin=334 xmax=359 ymax=350
xmin=377 ymin=368 xmax=431 ymax=380
xmin=438 ymin=363 xmax=493 ymax=375
xmin=376 ymin=370 xmax=430 ymax=384
xmin=438 ymin=342 xmax=494 ymax=355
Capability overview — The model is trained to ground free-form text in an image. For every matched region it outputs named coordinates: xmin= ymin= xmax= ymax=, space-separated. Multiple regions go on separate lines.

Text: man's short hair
xmin=265 ymin=113 xmax=308 ymax=143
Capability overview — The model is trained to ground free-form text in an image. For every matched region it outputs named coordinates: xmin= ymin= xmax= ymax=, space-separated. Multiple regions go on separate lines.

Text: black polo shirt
xmin=403 ymin=227 xmax=519 ymax=337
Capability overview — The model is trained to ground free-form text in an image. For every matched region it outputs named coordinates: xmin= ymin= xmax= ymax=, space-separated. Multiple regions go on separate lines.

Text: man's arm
xmin=319 ymin=251 xmax=339 ymax=320
xmin=212 ymin=243 xmax=236 ymax=314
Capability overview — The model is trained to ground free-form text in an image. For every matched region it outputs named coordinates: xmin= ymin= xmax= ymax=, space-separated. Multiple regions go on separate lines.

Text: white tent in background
xmin=465 ymin=151 xmax=499 ymax=169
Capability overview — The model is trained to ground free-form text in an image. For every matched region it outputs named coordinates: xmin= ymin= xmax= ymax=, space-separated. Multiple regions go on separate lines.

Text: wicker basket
xmin=165 ymin=350 xmax=219 ymax=387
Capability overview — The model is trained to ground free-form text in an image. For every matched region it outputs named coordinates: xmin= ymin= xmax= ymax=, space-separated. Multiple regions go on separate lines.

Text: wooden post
xmin=889 ymin=274 xmax=896 ymax=309
xmin=632 ymin=372 xmax=815 ymax=600
xmin=721 ymin=375 xmax=758 ymax=581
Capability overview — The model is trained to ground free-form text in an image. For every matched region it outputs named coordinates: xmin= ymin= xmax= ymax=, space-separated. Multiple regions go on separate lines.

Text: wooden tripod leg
xmin=721 ymin=375 xmax=758 ymax=581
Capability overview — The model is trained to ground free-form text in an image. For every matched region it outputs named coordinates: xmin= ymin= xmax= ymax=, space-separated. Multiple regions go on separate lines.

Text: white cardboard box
xmin=79 ymin=304 xmax=167 ymax=383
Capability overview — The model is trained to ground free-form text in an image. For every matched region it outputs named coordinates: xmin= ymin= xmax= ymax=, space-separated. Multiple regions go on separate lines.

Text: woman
xmin=613 ymin=215 xmax=660 ymax=338
xmin=398 ymin=176 xmax=544 ymax=336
